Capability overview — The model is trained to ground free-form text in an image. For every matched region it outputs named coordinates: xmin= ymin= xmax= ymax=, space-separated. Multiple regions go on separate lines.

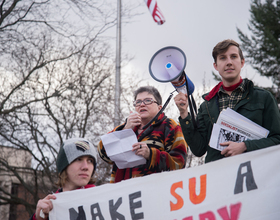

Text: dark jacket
xmin=98 ymin=113 xmax=188 ymax=183
xmin=179 ymin=78 xmax=280 ymax=163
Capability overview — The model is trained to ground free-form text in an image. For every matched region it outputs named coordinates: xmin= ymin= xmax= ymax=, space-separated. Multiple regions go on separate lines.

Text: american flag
xmin=144 ymin=0 xmax=165 ymax=25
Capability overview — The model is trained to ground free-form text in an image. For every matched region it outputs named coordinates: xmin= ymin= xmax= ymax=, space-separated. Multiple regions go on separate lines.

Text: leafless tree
xmin=0 ymin=0 xmax=141 ymax=217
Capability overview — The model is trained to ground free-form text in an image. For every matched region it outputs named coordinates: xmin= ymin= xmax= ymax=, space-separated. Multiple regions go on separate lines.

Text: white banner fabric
xmin=49 ymin=145 xmax=280 ymax=220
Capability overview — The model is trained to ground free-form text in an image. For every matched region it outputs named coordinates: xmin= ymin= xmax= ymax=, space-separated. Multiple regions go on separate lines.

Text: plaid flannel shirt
xmin=218 ymin=80 xmax=246 ymax=112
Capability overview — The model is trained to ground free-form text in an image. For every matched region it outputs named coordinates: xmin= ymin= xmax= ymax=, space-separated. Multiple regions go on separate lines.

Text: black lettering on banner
xmin=69 ymin=206 xmax=86 ymax=220
xmin=91 ymin=203 xmax=105 ymax=220
xmin=234 ymin=161 xmax=258 ymax=194
xmin=129 ymin=191 xmax=144 ymax=220
xmin=109 ymin=197 xmax=125 ymax=220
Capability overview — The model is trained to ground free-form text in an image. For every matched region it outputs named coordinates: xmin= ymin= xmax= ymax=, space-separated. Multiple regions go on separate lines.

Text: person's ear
xmin=241 ymin=59 xmax=245 ymax=68
xmin=213 ymin=62 xmax=218 ymax=71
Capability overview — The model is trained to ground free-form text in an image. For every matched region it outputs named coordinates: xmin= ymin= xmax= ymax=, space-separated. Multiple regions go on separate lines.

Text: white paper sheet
xmin=209 ymin=108 xmax=269 ymax=151
xmin=216 ymin=107 xmax=269 ymax=138
xmin=100 ymin=129 xmax=146 ymax=169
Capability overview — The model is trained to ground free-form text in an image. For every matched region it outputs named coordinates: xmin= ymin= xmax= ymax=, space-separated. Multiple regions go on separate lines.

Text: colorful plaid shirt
xmin=218 ymin=80 xmax=246 ymax=112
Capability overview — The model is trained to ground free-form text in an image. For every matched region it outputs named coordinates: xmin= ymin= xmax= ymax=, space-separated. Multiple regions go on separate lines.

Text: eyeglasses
xmin=133 ymin=98 xmax=158 ymax=107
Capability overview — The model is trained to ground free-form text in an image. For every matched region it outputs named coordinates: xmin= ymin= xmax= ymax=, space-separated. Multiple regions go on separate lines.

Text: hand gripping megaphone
xmin=149 ymin=46 xmax=194 ymax=95
xmin=145 ymin=46 xmax=197 ymax=129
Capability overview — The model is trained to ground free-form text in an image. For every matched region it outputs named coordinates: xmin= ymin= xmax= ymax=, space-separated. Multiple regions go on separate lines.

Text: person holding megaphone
xmin=98 ymin=86 xmax=188 ymax=183
xmin=175 ymin=39 xmax=280 ymax=163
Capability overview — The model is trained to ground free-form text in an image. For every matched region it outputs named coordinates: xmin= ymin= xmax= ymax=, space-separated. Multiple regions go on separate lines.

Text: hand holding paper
xmin=100 ymin=129 xmax=146 ymax=169
xmin=220 ymin=141 xmax=247 ymax=157
xmin=209 ymin=108 xmax=269 ymax=151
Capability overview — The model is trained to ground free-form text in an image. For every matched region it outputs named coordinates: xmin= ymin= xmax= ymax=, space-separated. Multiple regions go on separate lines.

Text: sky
xmin=108 ymin=0 xmax=272 ymax=107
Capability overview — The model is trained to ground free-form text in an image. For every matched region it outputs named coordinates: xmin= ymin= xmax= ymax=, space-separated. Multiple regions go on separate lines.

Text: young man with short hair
xmin=175 ymin=39 xmax=280 ymax=163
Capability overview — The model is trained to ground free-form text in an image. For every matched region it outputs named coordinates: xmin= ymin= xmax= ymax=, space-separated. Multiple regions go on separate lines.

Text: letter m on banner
xmin=144 ymin=0 xmax=166 ymax=25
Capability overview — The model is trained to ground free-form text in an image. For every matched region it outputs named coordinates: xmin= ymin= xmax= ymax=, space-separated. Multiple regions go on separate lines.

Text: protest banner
xmin=49 ymin=144 xmax=280 ymax=220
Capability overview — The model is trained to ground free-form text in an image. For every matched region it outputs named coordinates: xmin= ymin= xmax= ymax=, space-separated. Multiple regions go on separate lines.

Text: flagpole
xmin=114 ymin=0 xmax=121 ymax=127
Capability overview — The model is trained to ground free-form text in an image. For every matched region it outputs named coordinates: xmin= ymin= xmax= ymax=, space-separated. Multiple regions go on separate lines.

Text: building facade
xmin=0 ymin=146 xmax=33 ymax=219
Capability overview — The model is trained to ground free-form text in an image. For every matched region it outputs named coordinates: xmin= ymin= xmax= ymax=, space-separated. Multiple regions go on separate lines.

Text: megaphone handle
xmin=184 ymin=73 xmax=198 ymax=129
xmin=142 ymin=92 xmax=174 ymax=130
xmin=191 ymin=95 xmax=197 ymax=115
xmin=188 ymin=95 xmax=197 ymax=129
xmin=190 ymin=94 xmax=197 ymax=114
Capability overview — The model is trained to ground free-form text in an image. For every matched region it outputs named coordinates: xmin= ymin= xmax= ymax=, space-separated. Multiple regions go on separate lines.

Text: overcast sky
xmin=108 ymin=0 xmax=272 ymax=104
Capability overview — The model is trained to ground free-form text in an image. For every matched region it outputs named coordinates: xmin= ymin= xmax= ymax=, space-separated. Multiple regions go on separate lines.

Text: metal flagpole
xmin=114 ymin=0 xmax=121 ymax=127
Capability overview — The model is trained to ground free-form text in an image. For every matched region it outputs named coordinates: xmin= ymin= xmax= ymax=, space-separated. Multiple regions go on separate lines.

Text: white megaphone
xmin=148 ymin=46 xmax=198 ymax=129
xmin=149 ymin=46 xmax=194 ymax=95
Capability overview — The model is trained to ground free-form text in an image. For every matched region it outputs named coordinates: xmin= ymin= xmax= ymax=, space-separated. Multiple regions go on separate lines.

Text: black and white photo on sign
xmin=216 ymin=128 xmax=247 ymax=151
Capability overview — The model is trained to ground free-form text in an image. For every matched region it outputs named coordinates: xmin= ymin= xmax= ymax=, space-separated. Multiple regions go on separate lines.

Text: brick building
xmin=0 ymin=146 xmax=36 ymax=219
